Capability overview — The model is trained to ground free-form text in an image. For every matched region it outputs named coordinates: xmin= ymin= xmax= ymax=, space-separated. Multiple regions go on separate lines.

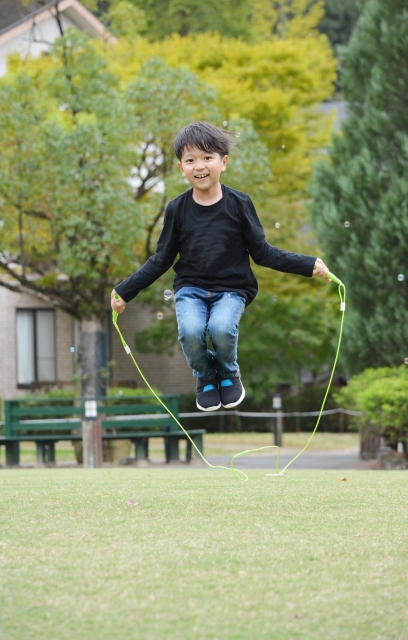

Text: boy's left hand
xmin=313 ymin=258 xmax=330 ymax=281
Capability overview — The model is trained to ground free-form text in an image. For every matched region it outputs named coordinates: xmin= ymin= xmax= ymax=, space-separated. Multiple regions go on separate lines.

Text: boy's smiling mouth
xmin=195 ymin=173 xmax=209 ymax=179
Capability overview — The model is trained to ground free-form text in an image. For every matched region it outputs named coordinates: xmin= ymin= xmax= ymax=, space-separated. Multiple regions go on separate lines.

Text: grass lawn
xmin=1 ymin=468 xmax=407 ymax=640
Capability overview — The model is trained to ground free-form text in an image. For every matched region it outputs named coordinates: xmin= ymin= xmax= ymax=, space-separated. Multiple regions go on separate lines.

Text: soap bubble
xmin=282 ymin=144 xmax=285 ymax=149
xmin=398 ymin=274 xmax=404 ymax=282
xmin=344 ymin=221 xmax=350 ymax=228
xmin=164 ymin=289 xmax=173 ymax=300
xmin=222 ymin=121 xmax=228 ymax=127
xmin=272 ymin=295 xmax=278 ymax=302
xmin=275 ymin=222 xmax=280 ymax=229
xmin=157 ymin=312 xmax=164 ymax=320
xmin=236 ymin=132 xmax=241 ymax=138
xmin=70 ymin=347 xmax=75 ymax=353
xmin=404 ymin=358 xmax=408 ymax=365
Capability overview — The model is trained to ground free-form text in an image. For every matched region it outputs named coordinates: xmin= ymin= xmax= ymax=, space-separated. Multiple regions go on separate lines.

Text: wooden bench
xmin=0 ymin=395 xmax=205 ymax=467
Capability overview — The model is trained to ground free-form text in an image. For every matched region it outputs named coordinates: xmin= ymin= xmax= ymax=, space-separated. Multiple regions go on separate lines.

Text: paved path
xmin=205 ymin=449 xmax=372 ymax=471
xmin=14 ymin=448 xmax=372 ymax=471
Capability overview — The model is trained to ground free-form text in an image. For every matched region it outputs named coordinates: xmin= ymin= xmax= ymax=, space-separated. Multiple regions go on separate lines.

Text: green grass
xmin=1 ymin=468 xmax=407 ymax=639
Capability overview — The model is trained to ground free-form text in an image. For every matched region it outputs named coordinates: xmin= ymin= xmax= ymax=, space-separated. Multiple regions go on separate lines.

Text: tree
xmin=317 ymin=0 xmax=361 ymax=93
xmin=1 ymin=33 xmax=270 ymax=393
xmin=318 ymin=0 xmax=360 ymax=50
xmin=249 ymin=0 xmax=325 ymax=41
xmin=0 ymin=35 xmax=140 ymax=396
xmin=86 ymin=0 xmax=348 ymax=47
xmin=82 ymin=0 xmax=251 ymax=40
xmin=310 ymin=0 xmax=408 ymax=373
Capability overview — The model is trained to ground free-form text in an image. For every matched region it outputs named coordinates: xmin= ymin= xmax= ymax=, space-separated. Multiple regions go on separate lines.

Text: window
xmin=16 ymin=309 xmax=56 ymax=387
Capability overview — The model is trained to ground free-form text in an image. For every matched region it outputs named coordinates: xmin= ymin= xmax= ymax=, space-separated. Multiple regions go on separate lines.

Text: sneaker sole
xmin=196 ymin=400 xmax=222 ymax=412
xmin=221 ymin=384 xmax=245 ymax=409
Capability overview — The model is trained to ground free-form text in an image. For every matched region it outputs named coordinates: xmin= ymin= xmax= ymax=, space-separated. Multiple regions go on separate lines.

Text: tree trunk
xmin=80 ymin=316 xmax=107 ymax=468
xmin=80 ymin=316 xmax=107 ymax=397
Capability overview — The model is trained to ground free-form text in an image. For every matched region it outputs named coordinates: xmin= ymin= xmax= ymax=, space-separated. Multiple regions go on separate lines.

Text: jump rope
xmin=113 ymin=271 xmax=345 ymax=481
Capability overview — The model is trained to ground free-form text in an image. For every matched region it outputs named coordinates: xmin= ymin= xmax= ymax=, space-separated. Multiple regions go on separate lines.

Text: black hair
xmin=173 ymin=121 xmax=234 ymax=160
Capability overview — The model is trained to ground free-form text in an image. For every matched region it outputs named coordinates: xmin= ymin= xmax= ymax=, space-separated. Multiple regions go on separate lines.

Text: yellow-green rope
xmin=112 ymin=281 xmax=345 ymax=481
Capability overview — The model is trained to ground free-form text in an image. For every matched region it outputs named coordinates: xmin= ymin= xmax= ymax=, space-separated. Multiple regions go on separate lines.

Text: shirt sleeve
xmin=114 ymin=201 xmax=179 ymax=303
xmin=242 ymin=197 xmax=316 ymax=277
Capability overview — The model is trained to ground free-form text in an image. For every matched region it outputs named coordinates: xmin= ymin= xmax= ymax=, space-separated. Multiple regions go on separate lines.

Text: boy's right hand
xmin=111 ymin=290 xmax=126 ymax=314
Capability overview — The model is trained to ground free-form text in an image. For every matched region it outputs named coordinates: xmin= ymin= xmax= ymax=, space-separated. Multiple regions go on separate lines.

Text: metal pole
xmin=272 ymin=393 xmax=282 ymax=447
xmin=276 ymin=410 xmax=283 ymax=447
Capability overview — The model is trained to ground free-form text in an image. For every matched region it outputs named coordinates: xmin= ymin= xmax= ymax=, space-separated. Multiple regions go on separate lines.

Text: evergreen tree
xmin=310 ymin=0 xmax=408 ymax=373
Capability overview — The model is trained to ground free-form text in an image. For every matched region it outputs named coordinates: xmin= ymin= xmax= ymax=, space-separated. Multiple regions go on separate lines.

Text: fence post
xmin=272 ymin=393 xmax=283 ymax=447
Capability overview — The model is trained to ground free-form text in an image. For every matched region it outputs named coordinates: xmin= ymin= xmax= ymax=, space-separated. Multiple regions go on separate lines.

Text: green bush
xmin=334 ymin=366 xmax=408 ymax=450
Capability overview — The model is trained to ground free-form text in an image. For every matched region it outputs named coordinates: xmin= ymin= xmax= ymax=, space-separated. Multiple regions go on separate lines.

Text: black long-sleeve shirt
xmin=115 ymin=185 xmax=316 ymax=306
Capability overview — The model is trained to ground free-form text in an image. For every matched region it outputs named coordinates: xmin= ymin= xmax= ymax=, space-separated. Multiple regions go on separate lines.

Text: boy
xmin=111 ymin=122 xmax=329 ymax=411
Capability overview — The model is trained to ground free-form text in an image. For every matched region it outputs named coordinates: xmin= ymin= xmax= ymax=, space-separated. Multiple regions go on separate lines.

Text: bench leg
xmin=192 ymin=433 xmax=203 ymax=456
xmin=47 ymin=442 xmax=56 ymax=464
xmin=186 ymin=439 xmax=192 ymax=461
xmin=36 ymin=442 xmax=46 ymax=464
xmin=36 ymin=442 xmax=56 ymax=465
xmin=6 ymin=442 xmax=20 ymax=467
xmin=134 ymin=438 xmax=149 ymax=461
xmin=165 ymin=437 xmax=180 ymax=463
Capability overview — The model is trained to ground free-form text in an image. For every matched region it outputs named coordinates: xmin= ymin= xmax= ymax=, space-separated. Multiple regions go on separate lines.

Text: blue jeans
xmin=174 ymin=287 xmax=246 ymax=381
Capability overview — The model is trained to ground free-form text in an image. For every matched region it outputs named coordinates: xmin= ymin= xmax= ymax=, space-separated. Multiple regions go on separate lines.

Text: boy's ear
xmin=177 ymin=161 xmax=185 ymax=176
xmin=221 ymin=155 xmax=229 ymax=172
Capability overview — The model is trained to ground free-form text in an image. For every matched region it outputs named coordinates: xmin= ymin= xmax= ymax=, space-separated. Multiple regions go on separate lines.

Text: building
xmin=0 ymin=0 xmax=108 ymax=76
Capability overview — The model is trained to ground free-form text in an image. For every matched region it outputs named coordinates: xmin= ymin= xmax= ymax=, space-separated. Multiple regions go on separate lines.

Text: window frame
xmin=16 ymin=308 xmax=57 ymax=389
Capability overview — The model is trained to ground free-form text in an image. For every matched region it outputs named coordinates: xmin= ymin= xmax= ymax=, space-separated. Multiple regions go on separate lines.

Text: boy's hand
xmin=111 ymin=290 xmax=126 ymax=314
xmin=313 ymin=258 xmax=330 ymax=281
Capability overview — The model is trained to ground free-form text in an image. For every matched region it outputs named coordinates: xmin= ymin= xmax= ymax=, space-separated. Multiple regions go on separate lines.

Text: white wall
xmin=0 ymin=14 xmax=76 ymax=76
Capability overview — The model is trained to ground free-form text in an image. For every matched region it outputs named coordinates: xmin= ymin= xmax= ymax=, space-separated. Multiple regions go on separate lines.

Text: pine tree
xmin=310 ymin=0 xmax=408 ymax=372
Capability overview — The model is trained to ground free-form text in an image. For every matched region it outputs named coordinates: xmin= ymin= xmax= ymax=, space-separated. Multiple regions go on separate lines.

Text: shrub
xmin=334 ymin=366 xmax=408 ymax=454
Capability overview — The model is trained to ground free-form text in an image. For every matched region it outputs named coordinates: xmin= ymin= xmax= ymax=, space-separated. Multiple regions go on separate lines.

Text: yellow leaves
xmin=249 ymin=0 xmax=325 ymax=41
xmin=103 ymin=31 xmax=336 ymax=198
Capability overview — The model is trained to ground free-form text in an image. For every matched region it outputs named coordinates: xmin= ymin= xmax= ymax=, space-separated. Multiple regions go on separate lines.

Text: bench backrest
xmin=4 ymin=395 xmax=180 ymax=437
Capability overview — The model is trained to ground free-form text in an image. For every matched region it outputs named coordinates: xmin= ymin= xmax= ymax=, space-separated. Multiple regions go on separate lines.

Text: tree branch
xmin=23 ymin=209 xmax=50 ymax=220
xmin=0 ymin=260 xmax=83 ymax=308
xmin=0 ymin=279 xmax=80 ymax=317
xmin=144 ymin=190 xmax=167 ymax=260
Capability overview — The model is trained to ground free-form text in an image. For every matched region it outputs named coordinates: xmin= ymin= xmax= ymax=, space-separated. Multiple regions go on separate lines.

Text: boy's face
xmin=178 ymin=146 xmax=228 ymax=192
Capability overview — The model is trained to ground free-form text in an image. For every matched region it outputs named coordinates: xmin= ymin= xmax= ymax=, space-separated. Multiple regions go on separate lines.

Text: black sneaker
xmin=196 ymin=378 xmax=221 ymax=412
xmin=219 ymin=377 xmax=245 ymax=409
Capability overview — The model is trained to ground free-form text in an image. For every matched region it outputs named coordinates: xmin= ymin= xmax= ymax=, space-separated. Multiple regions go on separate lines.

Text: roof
xmin=0 ymin=0 xmax=107 ymax=42
xmin=0 ymin=1 xmax=57 ymax=35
